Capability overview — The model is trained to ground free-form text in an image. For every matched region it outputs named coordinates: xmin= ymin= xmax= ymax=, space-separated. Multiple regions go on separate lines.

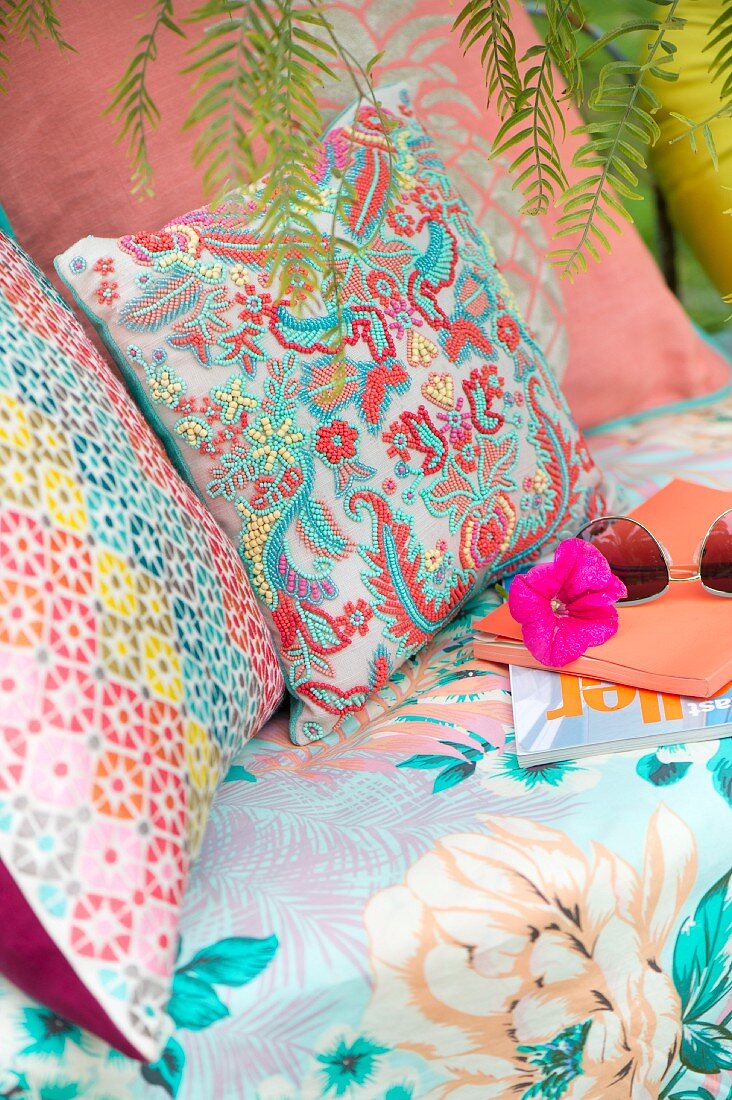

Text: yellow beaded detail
xmin=407 ymin=330 xmax=438 ymax=368
xmin=247 ymin=415 xmax=304 ymax=473
xmin=421 ymin=372 xmax=454 ymax=410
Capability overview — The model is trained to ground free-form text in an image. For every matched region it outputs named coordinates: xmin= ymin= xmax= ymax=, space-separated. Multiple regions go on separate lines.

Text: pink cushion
xmin=1 ymin=0 xmax=202 ymax=277
xmin=2 ymin=0 xmax=728 ymax=426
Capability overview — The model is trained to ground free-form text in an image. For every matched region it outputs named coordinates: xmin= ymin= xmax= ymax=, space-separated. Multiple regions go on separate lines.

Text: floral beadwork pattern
xmin=0 ymin=236 xmax=283 ymax=1062
xmin=58 ymin=85 xmax=610 ymax=744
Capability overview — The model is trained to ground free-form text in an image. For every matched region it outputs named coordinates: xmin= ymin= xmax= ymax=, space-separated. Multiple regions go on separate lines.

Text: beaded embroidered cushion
xmin=56 ymin=87 xmax=610 ymax=745
xmin=0 ymin=234 xmax=283 ymax=1061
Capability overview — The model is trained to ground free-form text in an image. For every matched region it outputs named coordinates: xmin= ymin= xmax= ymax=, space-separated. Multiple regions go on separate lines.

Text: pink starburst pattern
xmin=437 ymin=397 xmax=472 ymax=445
xmin=385 ymin=296 xmax=423 ymax=340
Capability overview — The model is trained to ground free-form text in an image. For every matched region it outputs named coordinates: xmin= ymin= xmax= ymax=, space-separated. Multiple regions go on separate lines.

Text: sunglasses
xmin=576 ymin=510 xmax=732 ymax=605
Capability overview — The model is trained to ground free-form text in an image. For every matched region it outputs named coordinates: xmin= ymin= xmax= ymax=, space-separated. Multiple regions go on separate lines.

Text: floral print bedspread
xmin=2 ymin=393 xmax=732 ymax=1099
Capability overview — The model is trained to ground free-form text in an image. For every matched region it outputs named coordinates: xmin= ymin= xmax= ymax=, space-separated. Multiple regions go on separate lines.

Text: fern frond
xmin=541 ymin=0 xmax=585 ymax=100
xmin=5 ymin=0 xmax=71 ymax=50
xmin=254 ymin=0 xmax=338 ymax=304
xmin=489 ymin=0 xmax=592 ymax=217
xmin=705 ymin=0 xmax=732 ymax=100
xmin=452 ymin=0 xmax=521 ymax=117
xmin=493 ymin=40 xmax=569 ymax=216
xmin=551 ymin=1 xmax=684 ymax=279
xmin=107 ymin=0 xmax=185 ymax=196
xmin=0 ymin=6 xmax=8 ymax=94
xmin=187 ymin=0 xmax=391 ymax=314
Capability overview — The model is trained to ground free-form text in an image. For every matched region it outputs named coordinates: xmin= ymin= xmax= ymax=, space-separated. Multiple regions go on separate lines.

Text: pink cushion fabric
xmin=1 ymin=0 xmax=728 ymax=426
xmin=1 ymin=0 xmax=202 ymax=279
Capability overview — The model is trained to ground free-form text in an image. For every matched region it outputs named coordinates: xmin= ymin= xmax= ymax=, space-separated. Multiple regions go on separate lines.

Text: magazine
xmin=510 ymin=665 xmax=732 ymax=766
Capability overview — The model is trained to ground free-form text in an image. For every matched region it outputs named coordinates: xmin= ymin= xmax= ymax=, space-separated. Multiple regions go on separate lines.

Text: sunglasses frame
xmin=576 ymin=508 xmax=732 ymax=605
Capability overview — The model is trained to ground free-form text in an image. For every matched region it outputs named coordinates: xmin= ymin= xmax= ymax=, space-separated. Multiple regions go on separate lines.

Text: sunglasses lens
xmin=578 ymin=517 xmax=669 ymax=602
xmin=700 ymin=510 xmax=732 ymax=595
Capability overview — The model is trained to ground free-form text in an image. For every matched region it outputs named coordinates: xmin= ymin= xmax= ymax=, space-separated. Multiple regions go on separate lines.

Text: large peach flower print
xmin=364 ymin=806 xmax=696 ymax=1099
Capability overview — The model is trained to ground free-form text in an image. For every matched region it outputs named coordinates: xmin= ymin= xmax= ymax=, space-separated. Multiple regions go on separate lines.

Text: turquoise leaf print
xmin=679 ymin=1022 xmax=732 ymax=1075
xmin=398 ymin=736 xmax=493 ymax=794
xmin=143 ymin=934 xmax=279 ymax=1097
xmin=38 ymin=1086 xmax=79 ymax=1100
xmin=635 ymin=740 xmax=732 ymax=806
xmin=636 ymin=752 xmax=692 ymax=787
xmin=673 ymin=868 xmax=732 ymax=1074
xmin=182 ymin=934 xmax=279 ymax=986
xmin=669 ymin=1089 xmax=716 ymax=1100
xmin=708 ymin=742 xmax=732 ymax=807
xmin=167 ymin=972 xmax=229 ymax=1031
xmin=19 ymin=1007 xmax=83 ymax=1057
xmin=141 ymin=1037 xmax=185 ymax=1098
xmin=223 ymin=764 xmax=257 ymax=783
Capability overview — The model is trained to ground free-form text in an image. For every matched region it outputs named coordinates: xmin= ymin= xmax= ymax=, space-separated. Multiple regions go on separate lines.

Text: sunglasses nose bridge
xmin=667 ymin=566 xmax=701 ymax=582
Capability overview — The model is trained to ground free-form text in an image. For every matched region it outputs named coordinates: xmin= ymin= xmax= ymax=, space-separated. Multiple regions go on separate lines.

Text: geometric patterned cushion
xmin=0 ymin=234 xmax=284 ymax=1062
xmin=56 ymin=87 xmax=611 ymax=746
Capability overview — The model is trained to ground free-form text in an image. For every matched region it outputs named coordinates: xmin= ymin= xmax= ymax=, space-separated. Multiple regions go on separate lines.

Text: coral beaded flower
xmin=508 ymin=538 xmax=627 ymax=667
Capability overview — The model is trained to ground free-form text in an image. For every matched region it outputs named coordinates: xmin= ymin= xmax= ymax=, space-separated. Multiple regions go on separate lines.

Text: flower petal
xmin=507 ymin=574 xmax=551 ymax=625
xmin=566 ymin=592 xmax=623 ymax=618
xmin=556 ymin=538 xmax=619 ymax=601
xmin=508 ymin=538 xmax=625 ymax=666
xmin=522 ymin=605 xmax=620 ymax=667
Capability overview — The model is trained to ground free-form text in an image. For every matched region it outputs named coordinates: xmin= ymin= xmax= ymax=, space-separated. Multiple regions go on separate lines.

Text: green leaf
xmin=141 ymin=1037 xmax=186 ymax=1097
xmin=181 ymin=935 xmax=279 ymax=986
xmin=361 ymin=48 xmax=383 ymax=77
xmin=669 ymin=1090 xmax=715 ymax=1100
xmin=702 ymin=123 xmax=719 ymax=170
xmin=673 ymin=868 xmax=732 ymax=1022
xmin=705 ymin=0 xmax=732 ymax=98
xmin=453 ymin=0 xmax=521 ymax=117
xmin=551 ymin=1 xmax=682 ymax=277
xmin=579 ymin=19 xmax=661 ymax=61
xmin=680 ymin=1021 xmax=732 ymax=1075
xmin=107 ymin=0 xmax=185 ymax=193
xmin=167 ymin=972 xmax=229 ymax=1030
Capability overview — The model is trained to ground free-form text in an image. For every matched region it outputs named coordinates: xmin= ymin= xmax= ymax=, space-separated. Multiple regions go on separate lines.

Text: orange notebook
xmin=474 ymin=478 xmax=732 ymax=698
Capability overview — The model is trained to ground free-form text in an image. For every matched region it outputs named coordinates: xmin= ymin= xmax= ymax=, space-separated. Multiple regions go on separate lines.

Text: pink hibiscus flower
xmin=508 ymin=537 xmax=626 ymax=666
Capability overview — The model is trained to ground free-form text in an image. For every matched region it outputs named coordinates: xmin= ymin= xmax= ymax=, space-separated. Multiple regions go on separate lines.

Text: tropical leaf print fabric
xmin=2 ymin=387 xmax=732 ymax=1099
xmin=56 ymin=85 xmax=609 ymax=745
xmin=0 ymin=235 xmax=283 ymax=1063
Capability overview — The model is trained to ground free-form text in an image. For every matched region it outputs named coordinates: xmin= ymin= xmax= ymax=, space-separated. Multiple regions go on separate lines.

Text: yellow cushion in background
xmin=647 ymin=0 xmax=732 ymax=298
